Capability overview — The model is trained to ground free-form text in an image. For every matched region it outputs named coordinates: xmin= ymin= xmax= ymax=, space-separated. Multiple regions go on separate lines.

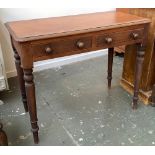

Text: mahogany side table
xmin=5 ymin=11 xmax=150 ymax=144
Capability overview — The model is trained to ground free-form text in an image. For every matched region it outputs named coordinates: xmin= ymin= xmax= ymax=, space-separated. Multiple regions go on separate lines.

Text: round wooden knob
xmin=76 ymin=41 xmax=85 ymax=49
xmin=105 ymin=37 xmax=113 ymax=44
xmin=45 ymin=46 xmax=52 ymax=54
xmin=131 ymin=33 xmax=139 ymax=40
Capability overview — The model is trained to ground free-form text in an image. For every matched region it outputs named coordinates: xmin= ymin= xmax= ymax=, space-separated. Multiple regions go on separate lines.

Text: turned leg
xmin=23 ymin=68 xmax=39 ymax=144
xmin=14 ymin=50 xmax=28 ymax=112
xmin=132 ymin=43 xmax=145 ymax=109
xmin=107 ymin=47 xmax=114 ymax=88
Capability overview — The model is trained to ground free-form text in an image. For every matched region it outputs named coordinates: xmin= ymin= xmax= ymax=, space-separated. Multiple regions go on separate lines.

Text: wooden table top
xmin=6 ymin=11 xmax=150 ymax=42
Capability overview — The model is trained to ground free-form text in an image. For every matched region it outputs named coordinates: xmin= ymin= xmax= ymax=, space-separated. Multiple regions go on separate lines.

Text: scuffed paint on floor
xmin=0 ymin=55 xmax=155 ymax=146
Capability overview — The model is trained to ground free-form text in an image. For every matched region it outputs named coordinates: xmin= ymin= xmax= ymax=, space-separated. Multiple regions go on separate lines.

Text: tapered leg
xmin=23 ymin=68 xmax=39 ymax=144
xmin=132 ymin=43 xmax=145 ymax=109
xmin=14 ymin=50 xmax=28 ymax=112
xmin=107 ymin=47 xmax=114 ymax=88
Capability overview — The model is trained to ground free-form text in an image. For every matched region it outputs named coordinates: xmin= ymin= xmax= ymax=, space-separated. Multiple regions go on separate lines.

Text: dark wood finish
xmin=31 ymin=35 xmax=92 ymax=61
xmin=150 ymin=39 xmax=155 ymax=105
xmin=0 ymin=123 xmax=8 ymax=146
xmin=5 ymin=11 xmax=149 ymax=42
xmin=108 ymin=48 xmax=114 ymax=88
xmin=117 ymin=9 xmax=155 ymax=104
xmin=13 ymin=49 xmax=28 ymax=112
xmin=11 ymin=36 xmax=28 ymax=112
xmin=23 ymin=68 xmax=39 ymax=144
xmin=30 ymin=25 xmax=146 ymax=63
xmin=132 ymin=43 xmax=145 ymax=109
xmin=5 ymin=11 xmax=150 ymax=143
xmin=96 ymin=27 xmax=144 ymax=48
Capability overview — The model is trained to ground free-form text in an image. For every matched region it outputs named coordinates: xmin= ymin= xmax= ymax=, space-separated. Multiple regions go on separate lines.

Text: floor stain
xmin=0 ymin=55 xmax=155 ymax=146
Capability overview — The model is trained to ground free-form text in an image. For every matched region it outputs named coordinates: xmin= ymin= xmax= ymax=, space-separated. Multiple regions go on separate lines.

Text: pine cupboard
xmin=117 ymin=8 xmax=155 ymax=104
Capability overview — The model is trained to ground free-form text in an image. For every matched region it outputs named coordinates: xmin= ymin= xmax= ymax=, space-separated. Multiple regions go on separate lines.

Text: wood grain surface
xmin=117 ymin=9 xmax=155 ymax=92
xmin=6 ymin=11 xmax=150 ymax=143
xmin=6 ymin=11 xmax=150 ymax=42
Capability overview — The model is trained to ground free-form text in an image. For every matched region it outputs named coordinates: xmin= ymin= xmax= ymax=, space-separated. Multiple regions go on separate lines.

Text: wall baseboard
xmin=6 ymin=49 xmax=107 ymax=78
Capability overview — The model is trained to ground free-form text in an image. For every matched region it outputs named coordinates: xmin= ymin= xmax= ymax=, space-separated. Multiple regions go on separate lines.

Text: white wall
xmin=0 ymin=7 xmax=115 ymax=78
xmin=0 ymin=43 xmax=8 ymax=90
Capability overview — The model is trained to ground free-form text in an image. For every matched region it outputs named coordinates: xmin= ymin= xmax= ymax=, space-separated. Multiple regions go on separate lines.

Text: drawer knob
xmin=105 ymin=37 xmax=113 ymax=44
xmin=131 ymin=33 xmax=139 ymax=40
xmin=45 ymin=46 xmax=52 ymax=54
xmin=76 ymin=41 xmax=85 ymax=49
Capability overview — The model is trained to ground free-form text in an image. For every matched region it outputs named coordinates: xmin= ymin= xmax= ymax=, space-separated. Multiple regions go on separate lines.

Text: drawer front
xmin=32 ymin=36 xmax=92 ymax=60
xmin=96 ymin=28 xmax=144 ymax=48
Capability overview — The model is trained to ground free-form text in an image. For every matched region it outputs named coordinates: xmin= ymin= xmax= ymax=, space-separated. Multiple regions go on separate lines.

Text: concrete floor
xmin=0 ymin=55 xmax=155 ymax=146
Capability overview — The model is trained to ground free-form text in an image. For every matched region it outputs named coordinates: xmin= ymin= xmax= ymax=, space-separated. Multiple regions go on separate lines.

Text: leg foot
xmin=131 ymin=101 xmax=138 ymax=110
